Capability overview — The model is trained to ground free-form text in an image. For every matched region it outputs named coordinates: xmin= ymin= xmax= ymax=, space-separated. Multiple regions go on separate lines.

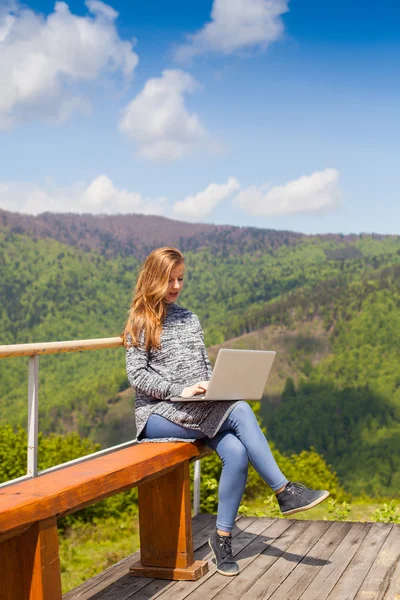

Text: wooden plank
xmin=299 ymin=522 xmax=371 ymax=600
xmin=0 ymin=441 xmax=209 ymax=533
xmin=192 ymin=513 xmax=216 ymax=536
xmin=125 ymin=517 xmax=261 ymax=600
xmin=0 ymin=517 xmax=62 ymax=600
xmin=269 ymin=521 xmax=352 ymax=600
xmin=383 ymin=546 xmax=400 ymax=600
xmin=238 ymin=520 xmax=331 ymax=600
xmin=355 ymin=524 xmax=400 ymax=600
xmin=326 ymin=523 xmax=393 ymax=600
xmin=63 ymin=514 xmax=218 ymax=600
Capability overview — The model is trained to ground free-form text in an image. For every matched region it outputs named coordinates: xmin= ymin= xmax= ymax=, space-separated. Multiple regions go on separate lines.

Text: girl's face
xmin=166 ymin=263 xmax=185 ymax=303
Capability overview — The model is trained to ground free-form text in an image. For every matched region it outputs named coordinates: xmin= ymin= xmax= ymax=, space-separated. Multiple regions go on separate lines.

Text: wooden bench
xmin=0 ymin=440 xmax=213 ymax=600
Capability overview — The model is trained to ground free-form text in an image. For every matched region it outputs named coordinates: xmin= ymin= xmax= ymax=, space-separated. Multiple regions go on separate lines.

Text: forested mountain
xmin=1 ymin=215 xmax=400 ymax=496
xmin=1 ymin=207 xmax=395 ymax=259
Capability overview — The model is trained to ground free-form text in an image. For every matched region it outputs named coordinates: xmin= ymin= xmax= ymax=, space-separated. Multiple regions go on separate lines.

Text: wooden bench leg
xmin=0 ymin=516 xmax=62 ymax=600
xmin=130 ymin=460 xmax=208 ymax=581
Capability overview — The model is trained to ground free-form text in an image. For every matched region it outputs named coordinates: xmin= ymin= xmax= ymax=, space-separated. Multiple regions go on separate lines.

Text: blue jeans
xmin=141 ymin=401 xmax=288 ymax=532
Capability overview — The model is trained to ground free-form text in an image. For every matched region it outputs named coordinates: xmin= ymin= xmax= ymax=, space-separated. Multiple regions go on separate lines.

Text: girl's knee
xmin=222 ymin=437 xmax=249 ymax=472
xmin=230 ymin=400 xmax=254 ymax=421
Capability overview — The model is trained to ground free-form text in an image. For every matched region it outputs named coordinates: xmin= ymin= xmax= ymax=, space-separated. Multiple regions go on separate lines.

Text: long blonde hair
xmin=123 ymin=247 xmax=185 ymax=351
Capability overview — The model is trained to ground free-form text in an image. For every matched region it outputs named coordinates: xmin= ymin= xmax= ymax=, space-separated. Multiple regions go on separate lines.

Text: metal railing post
xmin=27 ymin=355 xmax=39 ymax=477
xmin=193 ymin=459 xmax=201 ymax=516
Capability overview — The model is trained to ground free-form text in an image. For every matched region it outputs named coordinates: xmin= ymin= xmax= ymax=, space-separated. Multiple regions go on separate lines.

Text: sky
xmin=0 ymin=0 xmax=399 ymax=235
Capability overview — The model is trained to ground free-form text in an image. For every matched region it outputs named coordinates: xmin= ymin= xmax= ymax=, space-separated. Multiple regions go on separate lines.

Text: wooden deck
xmin=65 ymin=514 xmax=400 ymax=600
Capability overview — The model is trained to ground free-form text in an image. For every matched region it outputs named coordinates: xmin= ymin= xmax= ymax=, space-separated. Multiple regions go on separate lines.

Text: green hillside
xmin=0 ymin=231 xmax=136 ymax=437
xmin=261 ymin=268 xmax=400 ymax=496
xmin=186 ymin=237 xmax=400 ymax=344
xmin=1 ymin=228 xmax=400 ymax=495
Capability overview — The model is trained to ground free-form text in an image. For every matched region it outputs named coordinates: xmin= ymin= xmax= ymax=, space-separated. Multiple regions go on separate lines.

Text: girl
xmin=123 ymin=247 xmax=329 ymax=577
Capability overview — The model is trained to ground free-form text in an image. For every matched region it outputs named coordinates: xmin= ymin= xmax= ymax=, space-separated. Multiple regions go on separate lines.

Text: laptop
xmin=170 ymin=348 xmax=276 ymax=402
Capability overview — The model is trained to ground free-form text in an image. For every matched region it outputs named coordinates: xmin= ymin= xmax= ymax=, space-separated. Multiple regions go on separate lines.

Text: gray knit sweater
xmin=126 ymin=302 xmax=241 ymax=442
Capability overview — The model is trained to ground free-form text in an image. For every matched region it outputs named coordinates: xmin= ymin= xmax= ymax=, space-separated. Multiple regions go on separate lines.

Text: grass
xmin=60 ymin=515 xmax=140 ymax=593
xmin=242 ymin=495 xmax=400 ymax=523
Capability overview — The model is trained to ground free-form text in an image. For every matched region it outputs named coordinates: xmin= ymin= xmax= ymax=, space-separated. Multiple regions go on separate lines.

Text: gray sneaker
xmin=208 ymin=530 xmax=240 ymax=576
xmin=276 ymin=481 xmax=330 ymax=516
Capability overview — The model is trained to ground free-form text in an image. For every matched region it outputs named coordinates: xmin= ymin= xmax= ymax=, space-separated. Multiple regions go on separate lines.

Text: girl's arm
xmin=126 ymin=343 xmax=184 ymax=400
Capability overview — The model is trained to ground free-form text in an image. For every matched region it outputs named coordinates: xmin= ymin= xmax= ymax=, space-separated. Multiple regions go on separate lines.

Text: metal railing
xmin=0 ymin=338 xmax=202 ymax=514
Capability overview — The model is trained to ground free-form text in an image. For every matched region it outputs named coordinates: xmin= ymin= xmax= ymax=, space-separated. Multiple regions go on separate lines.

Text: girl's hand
xmin=181 ymin=381 xmax=208 ymax=398
xmin=198 ymin=381 xmax=209 ymax=390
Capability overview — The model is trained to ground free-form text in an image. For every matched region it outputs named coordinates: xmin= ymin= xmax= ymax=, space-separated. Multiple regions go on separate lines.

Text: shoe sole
xmin=281 ymin=491 xmax=330 ymax=516
xmin=208 ymin=539 xmax=240 ymax=576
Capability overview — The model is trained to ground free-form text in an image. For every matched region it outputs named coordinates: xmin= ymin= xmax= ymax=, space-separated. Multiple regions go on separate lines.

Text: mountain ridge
xmin=1 ymin=207 xmax=396 ymax=260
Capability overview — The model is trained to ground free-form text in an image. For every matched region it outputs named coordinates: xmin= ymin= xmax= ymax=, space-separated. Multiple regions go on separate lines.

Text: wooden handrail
xmin=0 ymin=336 xmax=124 ymax=358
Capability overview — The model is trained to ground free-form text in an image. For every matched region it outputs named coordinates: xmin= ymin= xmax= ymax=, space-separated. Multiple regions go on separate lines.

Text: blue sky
xmin=0 ymin=0 xmax=399 ymax=235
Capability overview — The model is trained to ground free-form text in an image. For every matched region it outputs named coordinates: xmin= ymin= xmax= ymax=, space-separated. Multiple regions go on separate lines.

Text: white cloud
xmin=175 ymin=0 xmax=289 ymax=62
xmin=0 ymin=175 xmax=166 ymax=215
xmin=173 ymin=177 xmax=240 ymax=220
xmin=0 ymin=1 xmax=138 ymax=128
xmin=233 ymin=169 xmax=342 ymax=216
xmin=119 ymin=69 xmax=209 ymax=162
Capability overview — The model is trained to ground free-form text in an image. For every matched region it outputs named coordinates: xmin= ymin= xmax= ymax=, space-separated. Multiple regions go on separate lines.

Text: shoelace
xmin=218 ymin=535 xmax=233 ymax=558
xmin=287 ymin=482 xmax=308 ymax=497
